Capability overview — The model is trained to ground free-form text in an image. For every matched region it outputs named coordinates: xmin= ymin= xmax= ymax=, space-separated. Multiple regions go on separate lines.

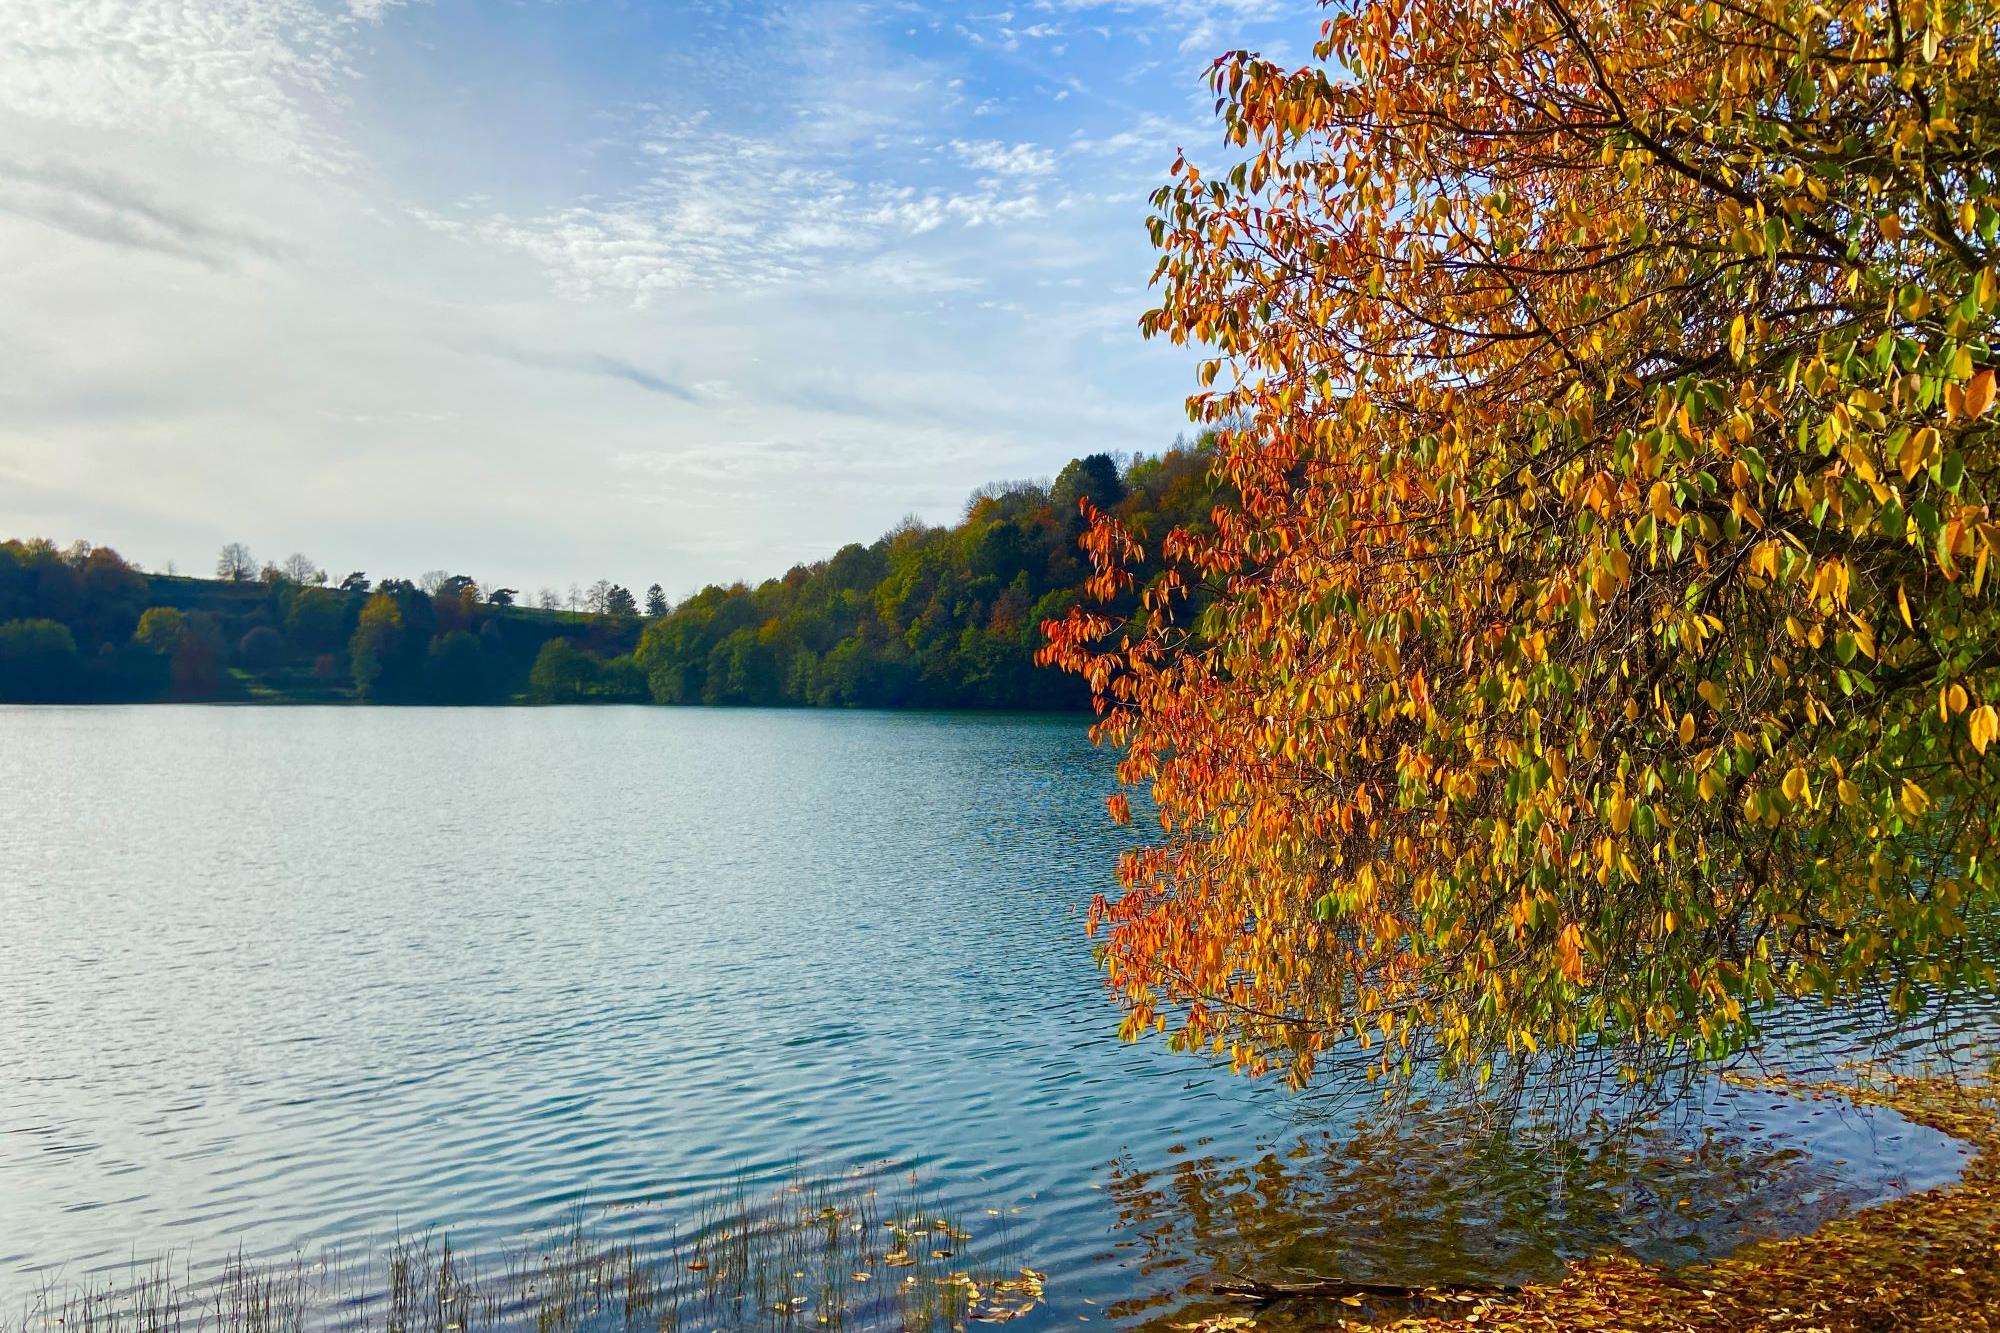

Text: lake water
xmin=0 ymin=707 xmax=1988 ymax=1329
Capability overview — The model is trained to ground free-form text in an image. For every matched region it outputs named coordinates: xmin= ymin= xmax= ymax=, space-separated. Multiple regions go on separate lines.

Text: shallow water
xmin=0 ymin=707 xmax=1985 ymax=1327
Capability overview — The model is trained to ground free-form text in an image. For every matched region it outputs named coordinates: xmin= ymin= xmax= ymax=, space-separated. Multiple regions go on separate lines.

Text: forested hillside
xmin=0 ymin=440 xmax=1215 ymax=707
xmin=630 ymin=444 xmax=1215 ymax=707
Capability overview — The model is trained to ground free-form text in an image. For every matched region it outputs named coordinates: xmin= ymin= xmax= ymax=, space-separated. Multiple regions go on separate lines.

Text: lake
xmin=0 ymin=707 xmax=1987 ymax=1329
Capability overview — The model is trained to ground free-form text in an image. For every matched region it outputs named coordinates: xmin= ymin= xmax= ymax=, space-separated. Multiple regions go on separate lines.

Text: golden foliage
xmin=1043 ymin=0 xmax=2000 ymax=1083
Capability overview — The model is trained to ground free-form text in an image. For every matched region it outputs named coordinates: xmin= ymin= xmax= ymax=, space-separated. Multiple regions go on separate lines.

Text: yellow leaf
xmin=1972 ymin=705 xmax=1998 ymax=755
xmin=1837 ymin=778 xmax=1861 ymax=805
xmin=1728 ymin=313 xmax=1746 ymax=362
xmin=1948 ymin=682 xmax=1969 ymax=714
xmin=1899 ymin=427 xmax=1938 ymax=481
xmin=1677 ymin=712 xmax=1695 ymax=745
xmin=1781 ymin=765 xmax=1808 ymax=802
xmin=1901 ymin=779 xmax=1932 ymax=817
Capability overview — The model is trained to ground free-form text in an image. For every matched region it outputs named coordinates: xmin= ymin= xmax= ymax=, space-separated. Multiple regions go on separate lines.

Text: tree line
xmin=0 ymin=441 xmax=1215 ymax=707
xmin=0 ymin=541 xmax=654 ymax=706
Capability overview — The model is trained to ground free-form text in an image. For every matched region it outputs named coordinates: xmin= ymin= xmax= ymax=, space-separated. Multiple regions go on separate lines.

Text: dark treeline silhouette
xmin=0 ymin=439 xmax=1216 ymax=707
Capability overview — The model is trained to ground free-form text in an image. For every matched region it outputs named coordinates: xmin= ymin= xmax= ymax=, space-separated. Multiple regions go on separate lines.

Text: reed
xmin=8 ymin=1172 xmax=1043 ymax=1333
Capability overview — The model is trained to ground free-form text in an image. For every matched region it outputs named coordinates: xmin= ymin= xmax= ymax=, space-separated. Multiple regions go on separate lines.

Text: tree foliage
xmin=0 ymin=537 xmax=651 ymax=704
xmin=634 ymin=447 xmax=1218 ymax=708
xmin=529 ymin=638 xmax=647 ymax=703
xmin=1044 ymin=0 xmax=2000 ymax=1087
xmin=0 ymin=619 xmax=80 ymax=702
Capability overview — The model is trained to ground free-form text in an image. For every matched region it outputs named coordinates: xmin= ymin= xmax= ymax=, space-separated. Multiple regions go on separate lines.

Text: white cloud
xmin=432 ymin=115 xmax=1057 ymax=304
xmin=949 ymin=138 xmax=1058 ymax=178
xmin=0 ymin=0 xmax=359 ymax=170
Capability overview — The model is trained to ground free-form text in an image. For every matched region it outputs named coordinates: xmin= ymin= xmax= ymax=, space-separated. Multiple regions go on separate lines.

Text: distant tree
xmin=237 ymin=625 xmax=283 ymax=670
xmin=605 ymin=585 xmax=638 ymax=618
xmin=133 ymin=607 xmax=187 ymax=654
xmin=529 ymin=638 xmax=596 ymax=703
xmin=487 ymin=588 xmax=519 ymax=607
xmin=645 ymin=583 xmax=668 ymax=617
xmin=170 ymin=618 xmax=224 ymax=699
xmin=567 ymin=583 xmax=582 ymax=612
xmin=349 ymin=593 xmax=405 ymax=701
xmin=418 ymin=571 xmax=450 ymax=596
xmin=259 ymin=563 xmax=284 ymax=584
xmin=702 ymin=627 xmax=782 ymax=705
xmin=586 ymin=580 xmax=613 ymax=615
xmin=339 ymin=572 xmax=371 ymax=594
xmin=427 ymin=630 xmax=490 ymax=704
xmin=435 ymin=574 xmax=478 ymax=604
xmin=286 ymin=587 xmax=350 ymax=654
xmin=279 ymin=553 xmax=321 ymax=585
xmin=73 ymin=547 xmax=148 ymax=643
xmin=0 ymin=619 xmax=79 ymax=701
xmin=530 ymin=638 xmax=645 ymax=703
xmin=216 ymin=543 xmax=256 ymax=582
xmin=537 ymin=588 xmax=561 ymax=611
xmin=1049 ymin=453 xmax=1125 ymax=517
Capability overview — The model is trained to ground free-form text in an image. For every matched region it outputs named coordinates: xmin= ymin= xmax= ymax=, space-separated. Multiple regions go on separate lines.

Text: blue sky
xmin=0 ymin=0 xmax=1306 ymax=596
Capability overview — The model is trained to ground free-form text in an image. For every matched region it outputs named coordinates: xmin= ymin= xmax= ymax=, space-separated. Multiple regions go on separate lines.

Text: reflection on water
xmin=1102 ymin=1076 xmax=1981 ymax=1330
xmin=0 ymin=707 xmax=1992 ymax=1332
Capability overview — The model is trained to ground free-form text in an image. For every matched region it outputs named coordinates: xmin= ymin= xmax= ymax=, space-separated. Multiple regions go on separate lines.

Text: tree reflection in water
xmin=1098 ymin=1086 xmax=1936 ymax=1332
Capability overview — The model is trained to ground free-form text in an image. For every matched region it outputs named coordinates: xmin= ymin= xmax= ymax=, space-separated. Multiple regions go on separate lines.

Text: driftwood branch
xmin=1205 ymin=1275 xmax=1522 ymax=1306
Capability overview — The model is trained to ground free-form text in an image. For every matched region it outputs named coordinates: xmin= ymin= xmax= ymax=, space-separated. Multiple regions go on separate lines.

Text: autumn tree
xmin=132 ymin=607 xmax=187 ymax=654
xmin=645 ymin=583 xmax=669 ymax=617
xmin=349 ymin=593 xmax=406 ymax=701
xmin=1044 ymin=0 xmax=2000 ymax=1090
xmin=237 ymin=625 xmax=283 ymax=670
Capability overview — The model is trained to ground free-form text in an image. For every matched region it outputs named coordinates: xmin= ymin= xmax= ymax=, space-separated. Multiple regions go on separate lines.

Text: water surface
xmin=0 ymin=707 xmax=1983 ymax=1326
